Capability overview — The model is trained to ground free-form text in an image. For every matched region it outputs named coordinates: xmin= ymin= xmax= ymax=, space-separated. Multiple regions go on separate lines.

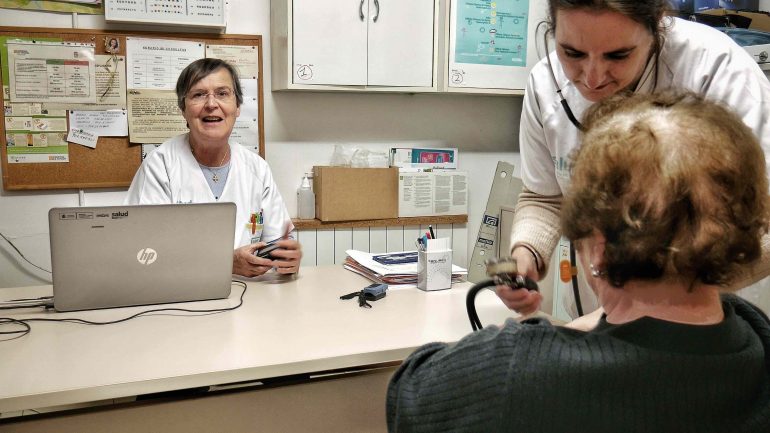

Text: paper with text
xmin=8 ymin=41 xmax=96 ymax=104
xmin=126 ymin=38 xmax=204 ymax=90
xmin=127 ymin=89 xmax=186 ymax=143
xmin=69 ymin=109 xmax=128 ymax=137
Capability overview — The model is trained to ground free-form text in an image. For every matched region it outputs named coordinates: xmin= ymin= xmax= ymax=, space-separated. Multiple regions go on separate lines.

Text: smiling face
xmin=181 ymin=67 xmax=240 ymax=148
xmin=555 ymin=9 xmax=655 ymax=102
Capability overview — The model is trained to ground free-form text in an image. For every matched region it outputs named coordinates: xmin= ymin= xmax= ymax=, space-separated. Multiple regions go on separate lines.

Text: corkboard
xmin=0 ymin=26 xmax=264 ymax=191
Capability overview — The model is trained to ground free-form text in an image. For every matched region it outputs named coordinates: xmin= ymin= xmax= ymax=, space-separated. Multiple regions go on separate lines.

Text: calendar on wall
xmin=105 ymin=0 xmax=227 ymax=28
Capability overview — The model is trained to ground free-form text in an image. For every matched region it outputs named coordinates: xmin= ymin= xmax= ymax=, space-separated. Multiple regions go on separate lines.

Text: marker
xmin=250 ymin=213 xmax=256 ymax=234
xmin=428 ymin=225 xmax=435 ymax=239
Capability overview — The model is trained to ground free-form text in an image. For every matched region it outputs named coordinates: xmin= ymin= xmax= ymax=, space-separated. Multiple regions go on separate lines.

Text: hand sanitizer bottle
xmin=297 ymin=173 xmax=316 ymax=219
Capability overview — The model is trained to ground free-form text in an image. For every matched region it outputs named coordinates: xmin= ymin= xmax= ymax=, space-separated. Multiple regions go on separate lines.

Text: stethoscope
xmin=539 ymin=25 xmax=586 ymax=316
xmin=542 ymin=29 xmax=586 ymax=132
xmin=541 ymin=25 xmax=658 ymax=133
xmin=536 ymin=24 xmax=659 ymax=318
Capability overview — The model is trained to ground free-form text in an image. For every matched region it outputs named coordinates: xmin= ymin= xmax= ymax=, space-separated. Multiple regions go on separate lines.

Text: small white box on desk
xmin=417 ymin=238 xmax=452 ymax=291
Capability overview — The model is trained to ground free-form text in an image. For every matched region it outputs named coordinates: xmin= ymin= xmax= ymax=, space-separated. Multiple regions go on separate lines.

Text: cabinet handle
xmin=373 ymin=0 xmax=380 ymax=22
xmin=359 ymin=0 xmax=365 ymax=21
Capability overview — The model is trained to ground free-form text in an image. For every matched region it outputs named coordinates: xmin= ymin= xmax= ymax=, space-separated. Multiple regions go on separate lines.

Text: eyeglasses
xmin=186 ymin=88 xmax=235 ymax=105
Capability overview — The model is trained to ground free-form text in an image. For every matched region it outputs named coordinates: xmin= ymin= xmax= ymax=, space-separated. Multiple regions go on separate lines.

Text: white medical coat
xmin=520 ymin=17 xmax=770 ymax=196
xmin=125 ymin=133 xmax=293 ymax=248
xmin=516 ymin=17 xmax=770 ymax=317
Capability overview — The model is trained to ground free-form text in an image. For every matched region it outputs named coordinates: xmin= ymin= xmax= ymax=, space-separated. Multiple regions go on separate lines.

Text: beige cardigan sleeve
xmin=509 ymin=187 xmax=563 ymax=278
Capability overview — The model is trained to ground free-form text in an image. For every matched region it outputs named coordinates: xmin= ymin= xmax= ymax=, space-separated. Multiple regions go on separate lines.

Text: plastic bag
xmin=330 ymin=144 xmax=354 ymax=167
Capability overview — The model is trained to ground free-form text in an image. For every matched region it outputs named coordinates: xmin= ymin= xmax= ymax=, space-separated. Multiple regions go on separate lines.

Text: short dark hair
xmin=175 ymin=58 xmax=243 ymax=111
xmin=562 ymin=92 xmax=769 ymax=288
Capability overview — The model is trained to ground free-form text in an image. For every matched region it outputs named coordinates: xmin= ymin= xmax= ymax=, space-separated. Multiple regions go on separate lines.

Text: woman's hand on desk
xmin=494 ymin=246 xmax=542 ymax=315
xmin=269 ymin=239 xmax=302 ymax=275
xmin=231 ymin=239 xmax=302 ymax=277
xmin=232 ymin=243 xmax=274 ymax=277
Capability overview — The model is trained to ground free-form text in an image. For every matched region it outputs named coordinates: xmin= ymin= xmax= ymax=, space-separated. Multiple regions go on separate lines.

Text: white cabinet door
xmin=292 ymin=0 xmax=369 ymax=85
xmin=367 ymin=0 xmax=435 ymax=87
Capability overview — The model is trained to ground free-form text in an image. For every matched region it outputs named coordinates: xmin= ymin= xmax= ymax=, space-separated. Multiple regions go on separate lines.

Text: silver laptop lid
xmin=49 ymin=202 xmax=236 ymax=312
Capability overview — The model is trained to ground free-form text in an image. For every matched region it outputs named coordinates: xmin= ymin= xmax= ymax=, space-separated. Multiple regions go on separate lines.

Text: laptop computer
xmin=48 ymin=202 xmax=236 ymax=312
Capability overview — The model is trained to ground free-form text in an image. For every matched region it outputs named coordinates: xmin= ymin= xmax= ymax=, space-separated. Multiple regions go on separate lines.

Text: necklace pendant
xmin=212 ymin=173 xmax=220 ymax=183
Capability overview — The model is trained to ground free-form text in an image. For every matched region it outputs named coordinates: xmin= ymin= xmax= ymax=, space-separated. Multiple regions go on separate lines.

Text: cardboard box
xmin=313 ymin=166 xmax=399 ymax=221
xmin=700 ymin=8 xmax=770 ymax=32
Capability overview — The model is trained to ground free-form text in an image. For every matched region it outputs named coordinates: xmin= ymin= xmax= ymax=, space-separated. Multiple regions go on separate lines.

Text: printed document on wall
xmin=454 ymin=0 xmax=529 ymax=67
xmin=46 ymin=55 xmax=128 ymax=111
xmin=127 ymin=89 xmax=187 ymax=143
xmin=448 ymin=0 xmax=546 ymax=90
xmin=126 ymin=38 xmax=204 ymax=90
xmin=399 ymin=171 xmax=468 ymax=217
xmin=231 ymin=96 xmax=259 ymax=146
xmin=7 ymin=41 xmax=96 ymax=104
xmin=0 ymin=36 xmax=61 ymax=100
xmin=5 ymin=102 xmax=69 ymax=163
xmin=206 ymin=44 xmax=259 ymax=79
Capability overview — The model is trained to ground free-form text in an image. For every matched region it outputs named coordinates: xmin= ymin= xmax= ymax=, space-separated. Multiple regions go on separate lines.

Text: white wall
xmin=0 ymin=1 xmax=522 ymax=287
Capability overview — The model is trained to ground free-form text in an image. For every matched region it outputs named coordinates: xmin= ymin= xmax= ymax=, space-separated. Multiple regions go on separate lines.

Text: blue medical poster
xmin=454 ymin=0 xmax=530 ymax=66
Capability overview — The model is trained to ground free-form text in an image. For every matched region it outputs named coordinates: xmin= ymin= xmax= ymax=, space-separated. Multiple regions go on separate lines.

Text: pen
xmin=250 ymin=213 xmax=256 ymax=234
xmin=429 ymin=225 xmax=436 ymax=239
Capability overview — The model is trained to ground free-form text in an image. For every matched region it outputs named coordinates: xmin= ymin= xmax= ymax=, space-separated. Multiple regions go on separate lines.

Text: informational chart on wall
xmin=105 ymin=0 xmax=227 ymax=28
xmin=448 ymin=0 xmax=547 ymax=91
xmin=7 ymin=41 xmax=96 ymax=104
xmin=454 ymin=0 xmax=529 ymax=67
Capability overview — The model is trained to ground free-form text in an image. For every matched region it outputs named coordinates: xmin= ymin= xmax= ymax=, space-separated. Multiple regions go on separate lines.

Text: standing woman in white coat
xmin=126 ymin=58 xmax=302 ymax=277
xmin=498 ymin=0 xmax=770 ymax=316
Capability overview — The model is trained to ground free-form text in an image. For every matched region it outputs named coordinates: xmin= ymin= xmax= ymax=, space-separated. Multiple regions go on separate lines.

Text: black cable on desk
xmin=0 ymin=281 xmax=247 ymax=341
xmin=0 ymin=231 xmax=51 ymax=275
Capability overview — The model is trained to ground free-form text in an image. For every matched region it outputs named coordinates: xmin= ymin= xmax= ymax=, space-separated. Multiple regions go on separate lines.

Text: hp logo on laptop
xmin=137 ymin=248 xmax=158 ymax=265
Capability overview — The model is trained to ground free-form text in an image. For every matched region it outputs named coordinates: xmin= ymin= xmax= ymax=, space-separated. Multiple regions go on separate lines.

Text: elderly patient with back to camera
xmin=386 ymin=92 xmax=770 ymax=432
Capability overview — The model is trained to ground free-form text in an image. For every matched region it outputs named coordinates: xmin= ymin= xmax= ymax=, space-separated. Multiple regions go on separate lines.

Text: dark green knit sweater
xmin=387 ymin=294 xmax=770 ymax=432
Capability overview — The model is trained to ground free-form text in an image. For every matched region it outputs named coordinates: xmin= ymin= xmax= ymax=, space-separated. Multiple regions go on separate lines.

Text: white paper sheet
xmin=127 ymin=89 xmax=187 ymax=143
xmin=126 ymin=38 xmax=204 ymax=90
xmin=68 ymin=110 xmax=128 ymax=137
xmin=67 ymin=128 xmax=98 ymax=148
xmin=7 ymin=41 xmax=96 ymax=104
xmin=206 ymin=44 xmax=259 ymax=79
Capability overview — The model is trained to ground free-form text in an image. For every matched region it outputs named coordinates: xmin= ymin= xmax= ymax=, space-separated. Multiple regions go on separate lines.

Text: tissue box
xmin=313 ymin=166 xmax=399 ymax=221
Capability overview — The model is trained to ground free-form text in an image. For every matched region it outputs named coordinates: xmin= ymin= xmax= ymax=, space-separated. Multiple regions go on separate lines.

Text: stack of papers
xmin=344 ymin=250 xmax=467 ymax=287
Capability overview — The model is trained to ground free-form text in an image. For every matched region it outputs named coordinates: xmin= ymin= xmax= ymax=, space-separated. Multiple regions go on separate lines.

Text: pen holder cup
xmin=417 ymin=248 xmax=452 ymax=291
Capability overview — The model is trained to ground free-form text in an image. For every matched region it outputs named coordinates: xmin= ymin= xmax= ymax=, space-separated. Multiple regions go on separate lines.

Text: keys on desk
xmin=340 ymin=291 xmax=372 ymax=308
xmin=340 ymin=283 xmax=388 ymax=309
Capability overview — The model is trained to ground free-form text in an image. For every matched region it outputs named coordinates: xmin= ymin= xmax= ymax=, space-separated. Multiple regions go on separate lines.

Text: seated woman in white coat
xmin=125 ymin=58 xmax=301 ymax=277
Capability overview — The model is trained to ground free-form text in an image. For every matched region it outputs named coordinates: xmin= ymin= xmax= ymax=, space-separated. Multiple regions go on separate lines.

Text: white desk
xmin=0 ymin=266 xmax=517 ymax=432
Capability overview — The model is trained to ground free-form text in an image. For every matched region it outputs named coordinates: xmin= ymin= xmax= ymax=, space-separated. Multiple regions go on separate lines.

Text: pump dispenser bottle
xmin=297 ymin=173 xmax=316 ymax=219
